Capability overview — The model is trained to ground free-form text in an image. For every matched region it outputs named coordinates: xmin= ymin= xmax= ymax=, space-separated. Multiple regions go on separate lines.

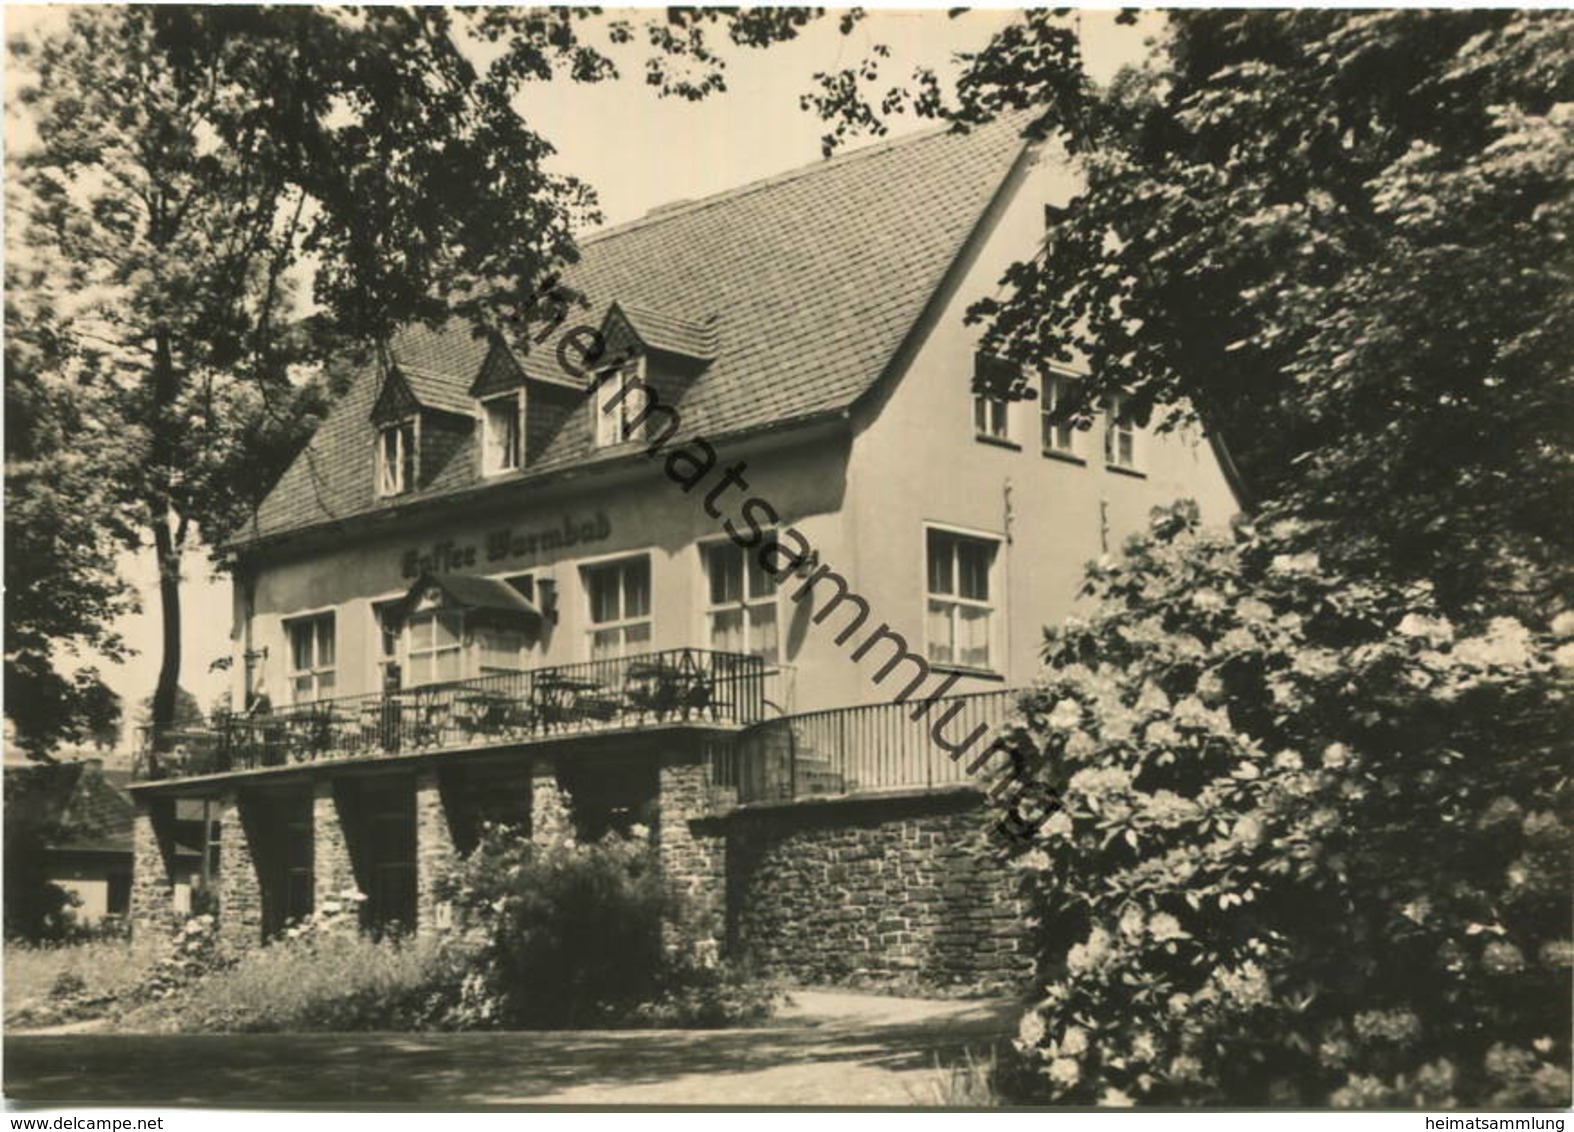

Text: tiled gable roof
xmin=239 ymin=116 xmax=1032 ymax=546
xmin=3 ymin=761 xmax=134 ymax=855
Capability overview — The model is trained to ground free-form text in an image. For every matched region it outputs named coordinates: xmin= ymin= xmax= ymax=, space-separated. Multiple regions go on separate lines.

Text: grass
xmin=4 ymin=934 xmax=164 ymax=1025
xmin=909 ymin=1048 xmax=1002 ymax=1107
xmin=112 ymin=929 xmax=467 ymax=1033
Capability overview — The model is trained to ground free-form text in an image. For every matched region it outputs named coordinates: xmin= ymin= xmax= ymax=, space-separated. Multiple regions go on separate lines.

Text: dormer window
xmin=593 ymin=354 xmax=649 ymax=449
xmin=377 ymin=419 xmax=417 ymax=497
xmin=481 ymin=391 xmax=524 ymax=476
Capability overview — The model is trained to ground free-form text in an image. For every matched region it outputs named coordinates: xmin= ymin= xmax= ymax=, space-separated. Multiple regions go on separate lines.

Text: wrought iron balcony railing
xmin=713 ymin=688 xmax=1020 ymax=806
xmin=136 ymin=648 xmax=776 ymax=782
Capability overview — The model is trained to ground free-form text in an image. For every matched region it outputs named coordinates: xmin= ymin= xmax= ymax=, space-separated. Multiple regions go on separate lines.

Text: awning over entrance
xmin=387 ymin=572 xmax=544 ymax=633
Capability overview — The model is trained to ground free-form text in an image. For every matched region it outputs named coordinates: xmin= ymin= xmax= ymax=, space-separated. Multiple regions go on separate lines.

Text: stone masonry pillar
xmin=415 ymin=770 xmax=460 ymax=936
xmin=313 ymin=778 xmax=356 ymax=909
xmin=655 ymin=746 xmax=727 ymax=948
xmin=130 ymin=793 xmax=179 ymax=939
xmin=215 ymin=790 xmax=263 ymax=949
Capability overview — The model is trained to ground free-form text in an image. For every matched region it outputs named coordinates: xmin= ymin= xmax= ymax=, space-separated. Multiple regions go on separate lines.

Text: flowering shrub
xmin=138 ymin=914 xmax=234 ymax=1001
xmin=439 ymin=798 xmax=781 ymax=1029
xmin=993 ymin=503 xmax=1571 ymax=1107
xmin=113 ymin=894 xmax=475 ymax=1033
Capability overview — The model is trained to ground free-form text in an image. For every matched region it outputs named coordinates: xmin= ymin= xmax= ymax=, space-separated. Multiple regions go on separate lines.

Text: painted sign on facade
xmin=400 ymin=513 xmax=612 ymax=578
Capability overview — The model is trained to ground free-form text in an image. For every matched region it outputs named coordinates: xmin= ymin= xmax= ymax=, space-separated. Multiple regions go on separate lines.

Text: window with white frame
xmin=593 ymin=355 xmax=649 ymax=449
xmin=1105 ymin=393 xmax=1138 ymax=470
xmin=1041 ymin=373 xmax=1080 ymax=457
xmin=286 ymin=613 xmax=336 ymax=703
xmin=481 ymin=392 xmax=523 ymax=475
xmin=377 ymin=420 xmax=417 ymax=496
xmin=704 ymin=542 xmax=779 ymax=665
xmin=372 ymin=600 xmax=402 ymax=690
xmin=476 ymin=627 xmax=527 ymax=674
xmin=475 ymin=575 xmax=535 ymax=674
xmin=973 ymin=392 xmax=1009 ymax=442
xmin=925 ymin=529 xmax=998 ymax=670
xmin=583 ymin=556 xmax=652 ymax=660
xmin=407 ymin=609 xmax=464 ymax=686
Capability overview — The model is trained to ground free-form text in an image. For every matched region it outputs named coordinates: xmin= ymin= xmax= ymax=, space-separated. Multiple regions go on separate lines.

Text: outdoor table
xmin=285 ymin=707 xmax=352 ymax=761
xmin=394 ymin=689 xmax=451 ymax=749
xmin=627 ymin=658 xmax=713 ymax=720
xmin=534 ymin=672 xmax=605 ymax=731
xmin=454 ymin=688 xmax=528 ymax=740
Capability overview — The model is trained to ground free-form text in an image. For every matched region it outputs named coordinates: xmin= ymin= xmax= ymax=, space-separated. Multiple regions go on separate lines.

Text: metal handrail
xmin=718 ymin=687 xmax=1020 ymax=806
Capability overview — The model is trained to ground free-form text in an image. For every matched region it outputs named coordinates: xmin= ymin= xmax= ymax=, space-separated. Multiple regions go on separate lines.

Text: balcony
xmin=136 ymin=648 xmax=780 ymax=783
xmin=714 ymin=687 xmax=1020 ymax=806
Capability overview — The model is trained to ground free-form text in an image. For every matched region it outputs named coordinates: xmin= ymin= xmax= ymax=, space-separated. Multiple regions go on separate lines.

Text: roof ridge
xmin=580 ymin=116 xmax=1009 ymax=247
xmin=396 ymin=362 xmax=463 ymax=381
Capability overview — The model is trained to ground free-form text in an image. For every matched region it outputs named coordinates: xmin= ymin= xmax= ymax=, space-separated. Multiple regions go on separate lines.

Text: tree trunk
xmin=148 ymin=326 xmax=182 ymax=753
xmin=148 ymin=505 xmax=182 ymax=753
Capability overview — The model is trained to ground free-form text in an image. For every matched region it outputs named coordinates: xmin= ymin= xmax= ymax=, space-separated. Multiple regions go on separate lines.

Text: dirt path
xmin=3 ymin=990 xmax=1017 ymax=1107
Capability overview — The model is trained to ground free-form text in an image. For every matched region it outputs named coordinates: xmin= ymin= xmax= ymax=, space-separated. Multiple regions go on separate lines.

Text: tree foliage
xmin=814 ymin=10 xmax=1574 ymax=617
xmin=990 ymin=504 xmax=1571 ymax=1106
xmin=5 ymin=6 xmax=830 ymax=751
xmin=4 ymin=286 xmax=134 ymax=759
xmin=799 ymin=10 xmax=1574 ymax=1106
xmin=136 ymin=686 xmax=205 ymax=733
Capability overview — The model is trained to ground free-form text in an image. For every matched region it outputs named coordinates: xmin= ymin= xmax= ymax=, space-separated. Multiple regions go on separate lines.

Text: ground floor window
xmin=407 ymin=609 xmax=463 ymax=686
xmin=286 ymin=613 xmax=336 ymax=703
xmin=373 ymin=600 xmax=402 ymax=690
xmin=925 ymin=528 xmax=998 ymax=670
xmin=704 ymin=541 xmax=779 ymax=664
xmin=583 ymin=556 xmax=652 ymax=661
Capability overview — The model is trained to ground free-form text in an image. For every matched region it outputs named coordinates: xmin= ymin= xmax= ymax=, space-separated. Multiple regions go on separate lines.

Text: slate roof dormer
xmin=468 ymin=335 xmax=531 ymax=400
xmin=370 ymin=363 xmax=476 ymax=425
xmin=600 ymin=301 xmax=720 ymax=373
xmin=370 ymin=363 xmax=477 ymax=495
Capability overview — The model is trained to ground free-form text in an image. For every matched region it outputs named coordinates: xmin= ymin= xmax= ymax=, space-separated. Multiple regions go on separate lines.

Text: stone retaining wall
xmin=716 ymin=790 xmax=1025 ymax=990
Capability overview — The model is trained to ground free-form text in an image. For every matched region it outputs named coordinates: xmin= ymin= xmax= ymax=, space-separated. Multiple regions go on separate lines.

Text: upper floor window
xmin=584 ymin=555 xmax=651 ymax=661
xmin=973 ymin=393 xmax=1009 ymax=442
xmin=1105 ymin=394 xmax=1139 ymax=471
xmin=925 ymin=529 xmax=997 ymax=671
xmin=286 ymin=613 xmax=336 ymax=703
xmin=1041 ymin=373 xmax=1080 ymax=457
xmin=481 ymin=392 xmax=523 ymax=476
xmin=377 ymin=420 xmax=417 ymax=497
xmin=594 ymin=355 xmax=649 ymax=449
xmin=704 ymin=541 xmax=780 ymax=665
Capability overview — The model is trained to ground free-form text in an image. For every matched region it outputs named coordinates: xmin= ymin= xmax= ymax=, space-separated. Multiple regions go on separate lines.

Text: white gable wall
xmin=836 ymin=141 xmax=1239 ymax=703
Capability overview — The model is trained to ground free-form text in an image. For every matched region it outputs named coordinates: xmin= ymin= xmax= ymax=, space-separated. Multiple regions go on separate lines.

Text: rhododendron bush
xmin=993 ymin=504 xmax=1571 ymax=1106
